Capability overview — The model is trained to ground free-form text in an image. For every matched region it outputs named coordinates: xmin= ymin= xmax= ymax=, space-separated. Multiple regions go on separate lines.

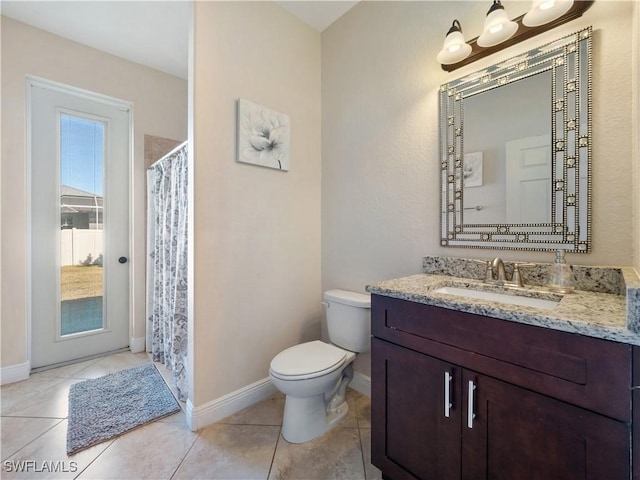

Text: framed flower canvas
xmin=237 ymin=99 xmax=290 ymax=171
xmin=463 ymin=151 xmax=483 ymax=187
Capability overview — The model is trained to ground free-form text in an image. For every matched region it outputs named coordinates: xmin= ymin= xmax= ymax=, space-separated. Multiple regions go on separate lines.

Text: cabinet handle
xmin=467 ymin=379 xmax=477 ymax=429
xmin=444 ymin=371 xmax=453 ymax=418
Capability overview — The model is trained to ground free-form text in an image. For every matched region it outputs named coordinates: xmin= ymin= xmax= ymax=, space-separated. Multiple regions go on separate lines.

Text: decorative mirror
xmin=439 ymin=27 xmax=592 ymax=252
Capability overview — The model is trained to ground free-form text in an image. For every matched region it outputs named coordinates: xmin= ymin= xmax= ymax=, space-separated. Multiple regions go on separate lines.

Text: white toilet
xmin=269 ymin=289 xmax=371 ymax=443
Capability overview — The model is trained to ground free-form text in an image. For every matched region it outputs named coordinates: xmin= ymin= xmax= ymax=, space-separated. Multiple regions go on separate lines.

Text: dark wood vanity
xmin=371 ymin=294 xmax=638 ymax=479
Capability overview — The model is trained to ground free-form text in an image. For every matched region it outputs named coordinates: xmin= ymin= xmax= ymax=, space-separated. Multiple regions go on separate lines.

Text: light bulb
xmin=523 ymin=0 xmax=573 ymax=27
xmin=437 ymin=20 xmax=472 ymax=65
xmin=477 ymin=1 xmax=518 ymax=48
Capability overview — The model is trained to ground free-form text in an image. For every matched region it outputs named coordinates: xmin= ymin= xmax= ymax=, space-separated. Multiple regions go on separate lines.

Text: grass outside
xmin=61 ymin=265 xmax=103 ymax=301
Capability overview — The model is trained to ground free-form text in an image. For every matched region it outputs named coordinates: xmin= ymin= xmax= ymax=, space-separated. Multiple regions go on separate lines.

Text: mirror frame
xmin=439 ymin=27 xmax=592 ymax=253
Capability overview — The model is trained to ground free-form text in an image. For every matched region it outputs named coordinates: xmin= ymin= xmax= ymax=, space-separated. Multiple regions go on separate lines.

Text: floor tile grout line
xmin=1 ymin=376 xmax=88 ymax=418
xmin=168 ymin=429 xmax=203 ymax=480
xmin=0 ymin=378 xmax=78 ymax=420
xmin=266 ymin=426 xmax=283 ymax=480
xmin=0 ymin=414 xmax=67 ymax=419
xmin=0 ymin=376 xmax=67 ymax=407
xmin=72 ymin=438 xmax=117 ymax=479
xmin=357 ymin=425 xmax=368 ymax=480
xmin=0 ymin=418 xmax=65 ymax=463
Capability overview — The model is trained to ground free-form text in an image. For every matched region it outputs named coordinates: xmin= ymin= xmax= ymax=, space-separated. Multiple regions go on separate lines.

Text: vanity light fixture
xmin=438 ymin=0 xmax=593 ymax=72
xmin=437 ymin=20 xmax=473 ymax=65
xmin=523 ymin=0 xmax=574 ymax=27
xmin=477 ymin=1 xmax=519 ymax=47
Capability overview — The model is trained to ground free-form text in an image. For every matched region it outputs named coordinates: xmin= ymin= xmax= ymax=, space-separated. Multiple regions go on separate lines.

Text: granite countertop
xmin=367 ymin=271 xmax=640 ymax=347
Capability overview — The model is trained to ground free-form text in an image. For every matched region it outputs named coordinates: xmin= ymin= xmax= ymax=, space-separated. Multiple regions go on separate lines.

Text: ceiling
xmin=0 ymin=1 xmax=358 ymax=80
xmin=275 ymin=1 xmax=358 ymax=31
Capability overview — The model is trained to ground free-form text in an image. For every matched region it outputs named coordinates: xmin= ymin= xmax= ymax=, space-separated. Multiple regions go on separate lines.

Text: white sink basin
xmin=434 ymin=286 xmax=560 ymax=310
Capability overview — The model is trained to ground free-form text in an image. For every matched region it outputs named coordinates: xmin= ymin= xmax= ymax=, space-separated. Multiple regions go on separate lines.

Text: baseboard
xmin=1 ymin=361 xmax=31 ymax=386
xmin=185 ymin=377 xmax=277 ymax=431
xmin=350 ymin=371 xmax=371 ymax=397
xmin=184 ymin=371 xmax=370 ymax=431
xmin=129 ymin=336 xmax=146 ymax=353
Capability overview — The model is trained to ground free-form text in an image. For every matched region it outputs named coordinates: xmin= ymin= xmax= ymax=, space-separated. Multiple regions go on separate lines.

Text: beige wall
xmin=1 ymin=17 xmax=187 ymax=368
xmin=192 ymin=2 xmax=321 ymax=405
xmin=322 ymin=1 xmax=637 ymax=375
xmin=634 ymin=1 xmax=640 ymax=270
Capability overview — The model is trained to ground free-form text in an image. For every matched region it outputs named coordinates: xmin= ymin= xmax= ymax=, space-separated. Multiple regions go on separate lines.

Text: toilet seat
xmin=270 ymin=340 xmax=347 ymax=381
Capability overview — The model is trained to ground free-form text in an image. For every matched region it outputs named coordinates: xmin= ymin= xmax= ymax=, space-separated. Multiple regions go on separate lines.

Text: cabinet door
xmin=372 ymin=338 xmax=462 ymax=480
xmin=462 ymin=371 xmax=630 ymax=480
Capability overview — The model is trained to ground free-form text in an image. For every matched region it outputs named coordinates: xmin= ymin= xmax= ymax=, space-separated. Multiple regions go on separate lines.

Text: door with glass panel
xmin=29 ymin=80 xmax=130 ymax=368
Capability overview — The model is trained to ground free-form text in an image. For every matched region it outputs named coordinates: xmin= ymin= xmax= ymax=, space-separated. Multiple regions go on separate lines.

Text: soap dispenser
xmin=548 ymin=249 xmax=575 ymax=293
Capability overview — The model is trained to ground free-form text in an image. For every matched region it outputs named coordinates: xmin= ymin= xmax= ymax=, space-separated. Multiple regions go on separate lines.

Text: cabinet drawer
xmin=372 ymin=295 xmax=632 ymax=421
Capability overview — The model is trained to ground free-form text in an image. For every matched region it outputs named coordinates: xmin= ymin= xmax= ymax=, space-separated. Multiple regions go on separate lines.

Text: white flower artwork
xmin=237 ymin=99 xmax=290 ymax=171
xmin=463 ymin=151 xmax=483 ymax=187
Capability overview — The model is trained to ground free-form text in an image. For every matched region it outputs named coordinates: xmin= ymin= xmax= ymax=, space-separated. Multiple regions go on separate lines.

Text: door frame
xmin=25 ymin=75 xmax=135 ymax=369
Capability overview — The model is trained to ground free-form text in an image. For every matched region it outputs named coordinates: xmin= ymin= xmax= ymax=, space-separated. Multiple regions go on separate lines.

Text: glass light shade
xmin=437 ymin=30 xmax=472 ymax=65
xmin=523 ymin=0 xmax=573 ymax=27
xmin=477 ymin=4 xmax=519 ymax=47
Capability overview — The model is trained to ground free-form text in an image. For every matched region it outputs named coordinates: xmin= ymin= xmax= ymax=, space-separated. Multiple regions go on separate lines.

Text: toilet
xmin=269 ymin=289 xmax=371 ymax=443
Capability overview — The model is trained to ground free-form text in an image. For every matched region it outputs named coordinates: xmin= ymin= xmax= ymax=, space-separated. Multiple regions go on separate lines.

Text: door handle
xmin=118 ymin=256 xmax=128 ymax=264
xmin=444 ymin=371 xmax=453 ymax=418
xmin=467 ymin=379 xmax=477 ymax=429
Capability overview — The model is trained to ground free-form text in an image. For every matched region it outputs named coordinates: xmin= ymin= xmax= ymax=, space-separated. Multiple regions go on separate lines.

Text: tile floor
xmin=1 ymin=351 xmax=382 ymax=479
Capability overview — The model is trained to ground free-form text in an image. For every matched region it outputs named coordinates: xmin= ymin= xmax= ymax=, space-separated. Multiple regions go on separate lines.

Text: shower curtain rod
xmin=147 ymin=140 xmax=188 ymax=170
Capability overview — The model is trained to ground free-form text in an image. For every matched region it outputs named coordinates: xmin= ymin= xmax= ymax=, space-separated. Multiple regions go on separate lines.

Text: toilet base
xmin=281 ymin=393 xmax=349 ymax=444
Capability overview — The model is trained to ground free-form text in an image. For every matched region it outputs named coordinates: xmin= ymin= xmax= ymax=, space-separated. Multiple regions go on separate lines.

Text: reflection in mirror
xmin=464 ymin=71 xmax=551 ymax=224
xmin=439 ymin=27 xmax=592 ymax=252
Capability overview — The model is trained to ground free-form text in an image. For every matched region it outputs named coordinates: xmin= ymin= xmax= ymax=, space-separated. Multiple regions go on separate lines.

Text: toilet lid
xmin=270 ymin=340 xmax=347 ymax=378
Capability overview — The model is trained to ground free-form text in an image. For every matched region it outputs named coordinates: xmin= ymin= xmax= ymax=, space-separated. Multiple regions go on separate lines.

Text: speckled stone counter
xmin=367 ymin=257 xmax=640 ymax=347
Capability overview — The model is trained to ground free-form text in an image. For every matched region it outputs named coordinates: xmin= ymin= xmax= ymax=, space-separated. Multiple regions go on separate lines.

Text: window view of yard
xmin=61 ymin=265 xmax=103 ymax=335
xmin=61 ymin=265 xmax=103 ymax=301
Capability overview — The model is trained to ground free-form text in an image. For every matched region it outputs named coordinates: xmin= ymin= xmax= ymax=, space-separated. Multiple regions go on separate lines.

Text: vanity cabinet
xmin=371 ymin=295 xmax=634 ymax=480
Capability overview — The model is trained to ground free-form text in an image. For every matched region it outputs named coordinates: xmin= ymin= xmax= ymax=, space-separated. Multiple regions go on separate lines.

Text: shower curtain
xmin=146 ymin=141 xmax=188 ymax=401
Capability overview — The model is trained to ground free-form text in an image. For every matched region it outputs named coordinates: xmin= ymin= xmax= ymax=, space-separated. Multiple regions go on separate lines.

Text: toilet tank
xmin=324 ymin=289 xmax=371 ymax=353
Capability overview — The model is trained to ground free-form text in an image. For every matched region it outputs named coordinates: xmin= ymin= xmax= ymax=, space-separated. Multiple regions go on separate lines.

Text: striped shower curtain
xmin=146 ymin=142 xmax=188 ymax=401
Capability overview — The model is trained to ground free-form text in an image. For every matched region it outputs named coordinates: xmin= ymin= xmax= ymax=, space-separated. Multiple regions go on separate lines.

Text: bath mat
xmin=66 ymin=363 xmax=180 ymax=455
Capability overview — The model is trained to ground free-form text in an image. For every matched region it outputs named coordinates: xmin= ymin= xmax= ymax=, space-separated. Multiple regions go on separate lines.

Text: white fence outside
xmin=61 ymin=229 xmax=103 ymax=266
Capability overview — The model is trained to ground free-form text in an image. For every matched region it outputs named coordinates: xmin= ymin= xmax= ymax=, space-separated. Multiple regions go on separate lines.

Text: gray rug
xmin=67 ymin=363 xmax=180 ymax=455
